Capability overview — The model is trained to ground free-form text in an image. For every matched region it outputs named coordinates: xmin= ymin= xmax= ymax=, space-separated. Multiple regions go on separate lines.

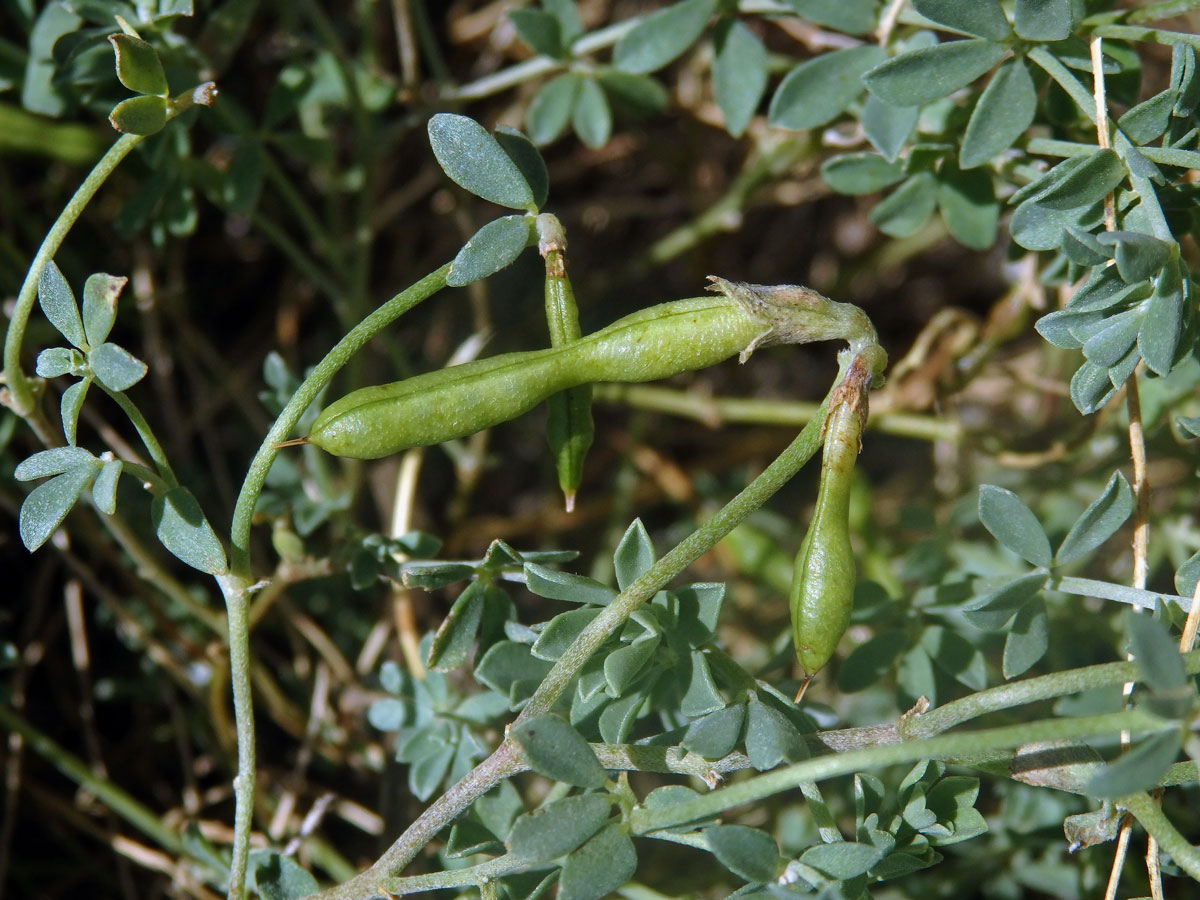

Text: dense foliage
xmin=4 ymin=2 xmax=1200 ymax=900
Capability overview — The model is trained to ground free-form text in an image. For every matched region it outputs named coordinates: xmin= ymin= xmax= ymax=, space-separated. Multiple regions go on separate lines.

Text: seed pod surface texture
xmin=308 ymin=296 xmax=764 ymax=459
xmin=790 ymin=382 xmax=864 ymax=680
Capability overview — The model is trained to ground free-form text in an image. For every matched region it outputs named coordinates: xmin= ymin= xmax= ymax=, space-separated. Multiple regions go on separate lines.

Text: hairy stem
xmin=4 ymin=134 xmax=142 ymax=417
xmin=219 ymin=263 xmax=450 ymax=900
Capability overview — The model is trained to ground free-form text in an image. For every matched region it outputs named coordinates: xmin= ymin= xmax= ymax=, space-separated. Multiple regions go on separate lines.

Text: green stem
xmin=1121 ymin=790 xmax=1200 ymax=880
xmin=227 ymin=262 xmax=450 ymax=579
xmin=220 ymin=583 xmax=255 ymax=900
xmin=96 ymin=383 xmax=179 ymax=488
xmin=516 ymin=367 xmax=844 ymax=721
xmin=379 ymin=854 xmax=525 ymax=895
xmin=312 ymin=743 xmax=523 ymax=900
xmin=904 ymin=649 xmax=1200 ymax=739
xmin=1125 ymin=0 xmax=1200 ymax=23
xmin=592 ymin=383 xmax=959 ymax=442
xmin=221 ymin=263 xmax=450 ymax=900
xmin=1028 ymin=47 xmax=1099 ymax=125
xmin=0 ymin=701 xmax=182 ymax=854
xmin=1053 ymin=575 xmax=1192 ymax=613
xmin=315 ymin=352 xmax=873 ymax=900
xmin=629 ymin=709 xmax=1167 ymax=834
xmin=4 ymin=134 xmax=142 ymax=416
xmin=1093 ymin=23 xmax=1200 ymax=49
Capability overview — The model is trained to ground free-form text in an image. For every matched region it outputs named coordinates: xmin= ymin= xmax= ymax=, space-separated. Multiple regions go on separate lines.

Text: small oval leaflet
xmin=428 ymin=114 xmax=535 ymax=211
xmin=511 ymin=714 xmax=607 ymax=788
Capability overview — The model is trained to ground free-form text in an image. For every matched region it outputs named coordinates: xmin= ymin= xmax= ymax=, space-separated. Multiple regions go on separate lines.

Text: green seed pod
xmin=307 ymin=279 xmax=881 ymax=460
xmin=790 ymin=356 xmax=872 ymax=683
xmin=310 ymin=290 xmax=760 ymax=459
xmin=539 ymin=216 xmax=594 ymax=511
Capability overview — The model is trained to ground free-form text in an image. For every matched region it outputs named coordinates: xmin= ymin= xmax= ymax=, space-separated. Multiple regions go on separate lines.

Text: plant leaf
xmin=509 ymin=9 xmax=563 ymax=58
xmin=508 ymin=794 xmax=613 ymax=862
xmin=524 ymin=563 xmax=616 ymax=605
xmin=512 ymin=714 xmax=607 ymax=788
xmin=961 ymin=572 xmax=1047 ymax=630
xmin=769 ymin=46 xmax=886 ymax=130
xmin=864 ymin=39 xmax=1005 ymax=108
xmin=800 ymin=841 xmax=886 ymax=879
xmin=494 ymin=127 xmax=549 ymax=210
xmin=89 ymin=342 xmax=148 ymax=391
xmin=428 ymin=580 xmax=487 ymax=670
xmin=1055 ymin=472 xmax=1133 ymax=565
xmin=247 ymin=850 xmax=319 ymax=900
xmin=1036 ymin=149 xmax=1126 ymax=211
xmin=1084 ymin=729 xmax=1182 ymax=798
xmin=19 ymin=464 xmax=98 ymax=552
xmin=1128 ymin=613 xmax=1187 ymax=694
xmin=1070 ymin=359 xmax=1118 ymax=414
xmin=1095 ymin=231 xmax=1171 ymax=283
xmin=922 ymin=624 xmax=988 ymax=691
xmin=960 ymin=58 xmax=1036 ymax=168
xmin=870 ymin=172 xmax=938 ymax=237
xmin=937 ymin=164 xmax=998 ymax=249
xmin=598 ymin=692 xmax=643 ymax=743
xmin=428 ymin=114 xmax=536 ymax=210
xmin=91 ymin=459 xmax=123 ymax=516
xmin=36 ymin=347 xmax=79 ymax=378
xmin=613 ymin=519 xmax=655 ymax=590
xmin=1013 ymin=0 xmax=1078 ymax=41
xmin=109 ymin=94 xmax=168 ymax=135
xmin=1081 ymin=308 xmax=1141 ymax=368
xmin=1003 ymin=598 xmax=1048 ymax=678
xmin=572 ymin=78 xmax=612 ymax=148
xmin=779 ymin=0 xmax=877 ymax=34
xmin=703 ymin=825 xmax=780 ymax=882
xmin=713 ymin=19 xmax=767 ymax=138
xmin=558 ymin=825 xmax=636 ymax=900
xmin=531 ymin=608 xmax=602 ymax=661
xmin=913 ymin=0 xmax=1011 ymax=40
xmin=682 ymin=703 xmax=745 ymax=759
xmin=821 ymin=152 xmax=906 ymax=195
xmin=613 ymin=0 xmax=717 ymax=75
xmin=152 ymin=486 xmax=229 ymax=574
xmin=1119 ymin=88 xmax=1181 ymax=145
xmin=744 ymin=696 xmax=807 ymax=770
xmin=978 ymin=484 xmax=1052 ymax=567
xmin=1138 ymin=262 xmax=1184 ymax=376
xmin=61 ymin=378 xmax=91 ymax=446
xmin=447 ymin=215 xmax=533 ymax=287
xmin=81 ymin=273 xmax=126 ymax=347
xmin=109 ymin=34 xmax=168 ymax=96
xmin=680 ymin=649 xmax=724 ymax=716
xmin=861 ymin=93 xmax=918 ymax=161
xmin=528 ymin=73 xmax=582 ymax=145
xmin=15 ymin=447 xmax=98 ymax=481
xmin=39 ymin=261 xmax=86 ymax=349
xmin=604 ymin=635 xmax=659 ymax=696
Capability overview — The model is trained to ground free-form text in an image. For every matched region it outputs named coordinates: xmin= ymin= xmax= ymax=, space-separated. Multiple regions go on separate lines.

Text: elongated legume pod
xmin=308 ymin=278 xmax=876 ymax=460
xmin=538 ymin=216 xmax=594 ymax=511
xmin=789 ymin=353 xmax=873 ymax=681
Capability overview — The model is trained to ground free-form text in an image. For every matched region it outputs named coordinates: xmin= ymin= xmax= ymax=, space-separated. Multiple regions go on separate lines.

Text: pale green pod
xmin=307 ymin=278 xmax=884 ymax=461
xmin=539 ymin=221 xmax=594 ymax=510
xmin=790 ymin=359 xmax=870 ymax=681
xmin=308 ymin=294 xmax=765 ymax=459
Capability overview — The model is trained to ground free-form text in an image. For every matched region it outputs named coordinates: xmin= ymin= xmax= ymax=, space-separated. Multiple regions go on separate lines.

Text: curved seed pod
xmin=790 ymin=354 xmax=872 ymax=684
xmin=307 ymin=278 xmax=885 ymax=460
xmin=308 ymin=294 xmax=764 ymax=459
